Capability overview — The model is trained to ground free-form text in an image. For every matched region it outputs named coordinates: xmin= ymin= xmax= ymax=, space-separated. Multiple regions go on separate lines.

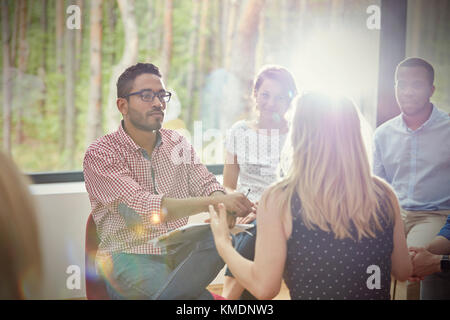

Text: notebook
xmin=149 ymin=223 xmax=255 ymax=248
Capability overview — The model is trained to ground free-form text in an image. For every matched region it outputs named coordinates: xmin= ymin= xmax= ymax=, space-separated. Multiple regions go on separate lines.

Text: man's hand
xmin=408 ymin=246 xmax=442 ymax=281
xmin=214 ymin=192 xmax=254 ymax=218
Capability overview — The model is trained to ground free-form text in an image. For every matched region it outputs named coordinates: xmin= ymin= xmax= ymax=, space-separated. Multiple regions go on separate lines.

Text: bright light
xmin=151 ymin=211 xmax=162 ymax=224
xmin=290 ymin=29 xmax=377 ymax=166
xmin=292 ymin=29 xmax=378 ymax=102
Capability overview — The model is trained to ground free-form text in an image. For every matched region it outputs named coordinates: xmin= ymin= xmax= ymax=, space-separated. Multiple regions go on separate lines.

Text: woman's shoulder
xmin=372 ymin=176 xmax=397 ymax=222
xmin=372 ymin=175 xmax=395 ymax=199
xmin=229 ymin=119 xmax=252 ymax=132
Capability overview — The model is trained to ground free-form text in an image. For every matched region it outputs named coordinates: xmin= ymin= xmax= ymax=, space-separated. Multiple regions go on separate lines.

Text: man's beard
xmin=128 ymin=108 xmax=162 ymax=132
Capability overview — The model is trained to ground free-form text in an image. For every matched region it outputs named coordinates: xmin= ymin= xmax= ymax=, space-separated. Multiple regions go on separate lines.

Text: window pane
xmin=1 ymin=0 xmax=382 ymax=173
xmin=406 ymin=0 xmax=450 ymax=114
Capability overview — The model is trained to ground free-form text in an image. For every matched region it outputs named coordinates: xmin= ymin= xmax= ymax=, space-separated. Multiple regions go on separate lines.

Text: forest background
xmin=1 ymin=0 xmax=449 ymax=172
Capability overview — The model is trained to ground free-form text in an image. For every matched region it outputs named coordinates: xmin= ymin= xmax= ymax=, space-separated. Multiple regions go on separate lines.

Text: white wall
xmin=29 ymin=182 xmax=224 ymax=300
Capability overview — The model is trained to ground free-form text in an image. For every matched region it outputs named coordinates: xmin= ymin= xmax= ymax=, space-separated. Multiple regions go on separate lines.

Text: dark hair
xmin=253 ymin=65 xmax=298 ymax=101
xmin=396 ymin=57 xmax=434 ymax=85
xmin=117 ymin=63 xmax=162 ymax=98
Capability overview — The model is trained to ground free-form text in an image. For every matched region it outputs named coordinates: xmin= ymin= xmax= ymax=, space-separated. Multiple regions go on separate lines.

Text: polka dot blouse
xmin=283 ymin=192 xmax=394 ymax=300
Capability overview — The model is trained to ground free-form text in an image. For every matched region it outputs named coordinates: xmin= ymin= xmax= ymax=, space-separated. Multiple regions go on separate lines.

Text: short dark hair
xmin=253 ymin=65 xmax=298 ymax=101
xmin=117 ymin=63 xmax=162 ymax=98
xmin=396 ymin=57 xmax=434 ymax=85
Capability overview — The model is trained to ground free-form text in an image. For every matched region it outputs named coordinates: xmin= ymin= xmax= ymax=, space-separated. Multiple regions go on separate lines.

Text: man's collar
xmin=401 ymin=103 xmax=437 ymax=132
xmin=118 ymin=120 xmax=163 ymax=151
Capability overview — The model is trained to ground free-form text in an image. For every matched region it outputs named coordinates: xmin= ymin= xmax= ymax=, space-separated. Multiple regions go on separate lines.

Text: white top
xmin=225 ymin=120 xmax=287 ymax=202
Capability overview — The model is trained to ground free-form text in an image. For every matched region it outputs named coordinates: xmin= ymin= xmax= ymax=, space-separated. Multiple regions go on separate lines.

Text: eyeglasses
xmin=123 ymin=89 xmax=172 ymax=103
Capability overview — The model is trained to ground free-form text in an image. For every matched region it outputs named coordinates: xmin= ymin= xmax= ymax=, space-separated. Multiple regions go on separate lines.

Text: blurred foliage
xmin=0 ymin=0 xmax=449 ymax=172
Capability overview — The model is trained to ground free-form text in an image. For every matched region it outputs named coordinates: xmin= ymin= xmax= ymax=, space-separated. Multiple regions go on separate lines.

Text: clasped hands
xmin=408 ymin=247 xmax=442 ymax=281
xmin=207 ymin=191 xmax=256 ymax=236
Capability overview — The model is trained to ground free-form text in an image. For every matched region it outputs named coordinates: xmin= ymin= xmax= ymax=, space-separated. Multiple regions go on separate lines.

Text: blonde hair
xmin=0 ymin=152 xmax=42 ymax=299
xmin=270 ymin=92 xmax=395 ymax=240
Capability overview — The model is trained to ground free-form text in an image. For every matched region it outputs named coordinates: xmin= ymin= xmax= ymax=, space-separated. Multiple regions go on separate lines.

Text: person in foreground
xmin=209 ymin=92 xmax=412 ymax=300
xmin=83 ymin=63 xmax=253 ymax=299
xmin=0 ymin=152 xmax=42 ymax=299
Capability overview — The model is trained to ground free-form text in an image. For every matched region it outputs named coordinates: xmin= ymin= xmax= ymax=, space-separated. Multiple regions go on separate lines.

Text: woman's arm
xmin=390 ymin=197 xmax=413 ymax=281
xmin=223 ymin=151 xmax=239 ymax=191
xmin=209 ymin=189 xmax=288 ymax=299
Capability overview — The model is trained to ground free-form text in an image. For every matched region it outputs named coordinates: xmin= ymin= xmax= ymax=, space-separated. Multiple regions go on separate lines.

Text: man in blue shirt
xmin=409 ymin=215 xmax=450 ymax=299
xmin=373 ymin=57 xmax=450 ymax=299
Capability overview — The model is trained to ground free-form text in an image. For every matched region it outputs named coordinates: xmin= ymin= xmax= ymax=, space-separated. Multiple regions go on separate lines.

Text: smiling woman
xmin=221 ymin=65 xmax=298 ymax=300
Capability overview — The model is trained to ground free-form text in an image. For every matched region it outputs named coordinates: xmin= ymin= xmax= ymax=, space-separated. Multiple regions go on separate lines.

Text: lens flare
xmin=151 ymin=211 xmax=162 ymax=224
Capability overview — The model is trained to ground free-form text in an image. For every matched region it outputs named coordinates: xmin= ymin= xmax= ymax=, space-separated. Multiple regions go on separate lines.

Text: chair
xmin=85 ymin=214 xmax=110 ymax=300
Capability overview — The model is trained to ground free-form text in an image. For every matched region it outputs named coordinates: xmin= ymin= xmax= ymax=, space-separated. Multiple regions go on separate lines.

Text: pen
xmin=241 ymin=188 xmax=254 ymax=237
xmin=243 ymin=230 xmax=253 ymax=237
xmin=229 ymin=189 xmax=251 ymax=217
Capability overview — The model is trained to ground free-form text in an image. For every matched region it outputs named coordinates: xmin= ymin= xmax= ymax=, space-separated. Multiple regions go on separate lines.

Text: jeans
xmin=420 ymin=272 xmax=450 ymax=300
xmin=401 ymin=209 xmax=449 ymax=300
xmin=224 ymin=220 xmax=257 ymax=300
xmin=104 ymin=229 xmax=226 ymax=300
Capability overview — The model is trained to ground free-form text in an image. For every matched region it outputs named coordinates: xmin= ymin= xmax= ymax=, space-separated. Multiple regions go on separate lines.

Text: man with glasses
xmin=373 ymin=57 xmax=450 ymax=299
xmin=83 ymin=63 xmax=254 ymax=299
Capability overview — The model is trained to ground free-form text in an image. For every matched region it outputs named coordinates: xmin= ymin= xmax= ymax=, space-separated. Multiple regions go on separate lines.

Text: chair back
xmin=85 ymin=214 xmax=110 ymax=300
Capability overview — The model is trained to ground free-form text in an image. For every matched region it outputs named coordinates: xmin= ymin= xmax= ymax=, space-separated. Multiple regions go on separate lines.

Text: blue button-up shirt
xmin=373 ymin=105 xmax=450 ymax=211
xmin=437 ymin=215 xmax=450 ymax=240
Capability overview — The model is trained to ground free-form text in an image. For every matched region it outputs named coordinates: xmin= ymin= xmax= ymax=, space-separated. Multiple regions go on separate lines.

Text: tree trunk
xmin=10 ymin=1 xmax=19 ymax=65
xmin=106 ymin=0 xmax=138 ymax=133
xmin=224 ymin=0 xmax=240 ymax=69
xmin=221 ymin=0 xmax=229 ymax=67
xmin=16 ymin=0 xmax=29 ymax=144
xmin=38 ymin=0 xmax=48 ymax=116
xmin=147 ymin=0 xmax=155 ymax=61
xmin=86 ymin=0 xmax=103 ymax=146
xmin=107 ymin=0 xmax=117 ymax=64
xmin=212 ymin=0 xmax=223 ymax=68
xmin=230 ymin=0 xmax=265 ymax=117
xmin=161 ymin=0 xmax=173 ymax=79
xmin=185 ymin=0 xmax=200 ymax=129
xmin=56 ymin=0 xmax=65 ymax=150
xmin=197 ymin=0 xmax=209 ymax=90
xmin=2 ymin=0 xmax=12 ymax=154
xmin=65 ymin=0 xmax=77 ymax=168
xmin=75 ymin=0 xmax=84 ymax=73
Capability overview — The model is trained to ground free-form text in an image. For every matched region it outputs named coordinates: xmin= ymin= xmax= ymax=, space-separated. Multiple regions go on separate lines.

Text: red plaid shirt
xmin=83 ymin=122 xmax=225 ymax=257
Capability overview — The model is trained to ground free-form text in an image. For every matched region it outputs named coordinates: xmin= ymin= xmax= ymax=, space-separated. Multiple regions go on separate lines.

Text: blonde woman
xmin=210 ymin=92 xmax=412 ymax=300
xmin=0 ymin=152 xmax=42 ymax=299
